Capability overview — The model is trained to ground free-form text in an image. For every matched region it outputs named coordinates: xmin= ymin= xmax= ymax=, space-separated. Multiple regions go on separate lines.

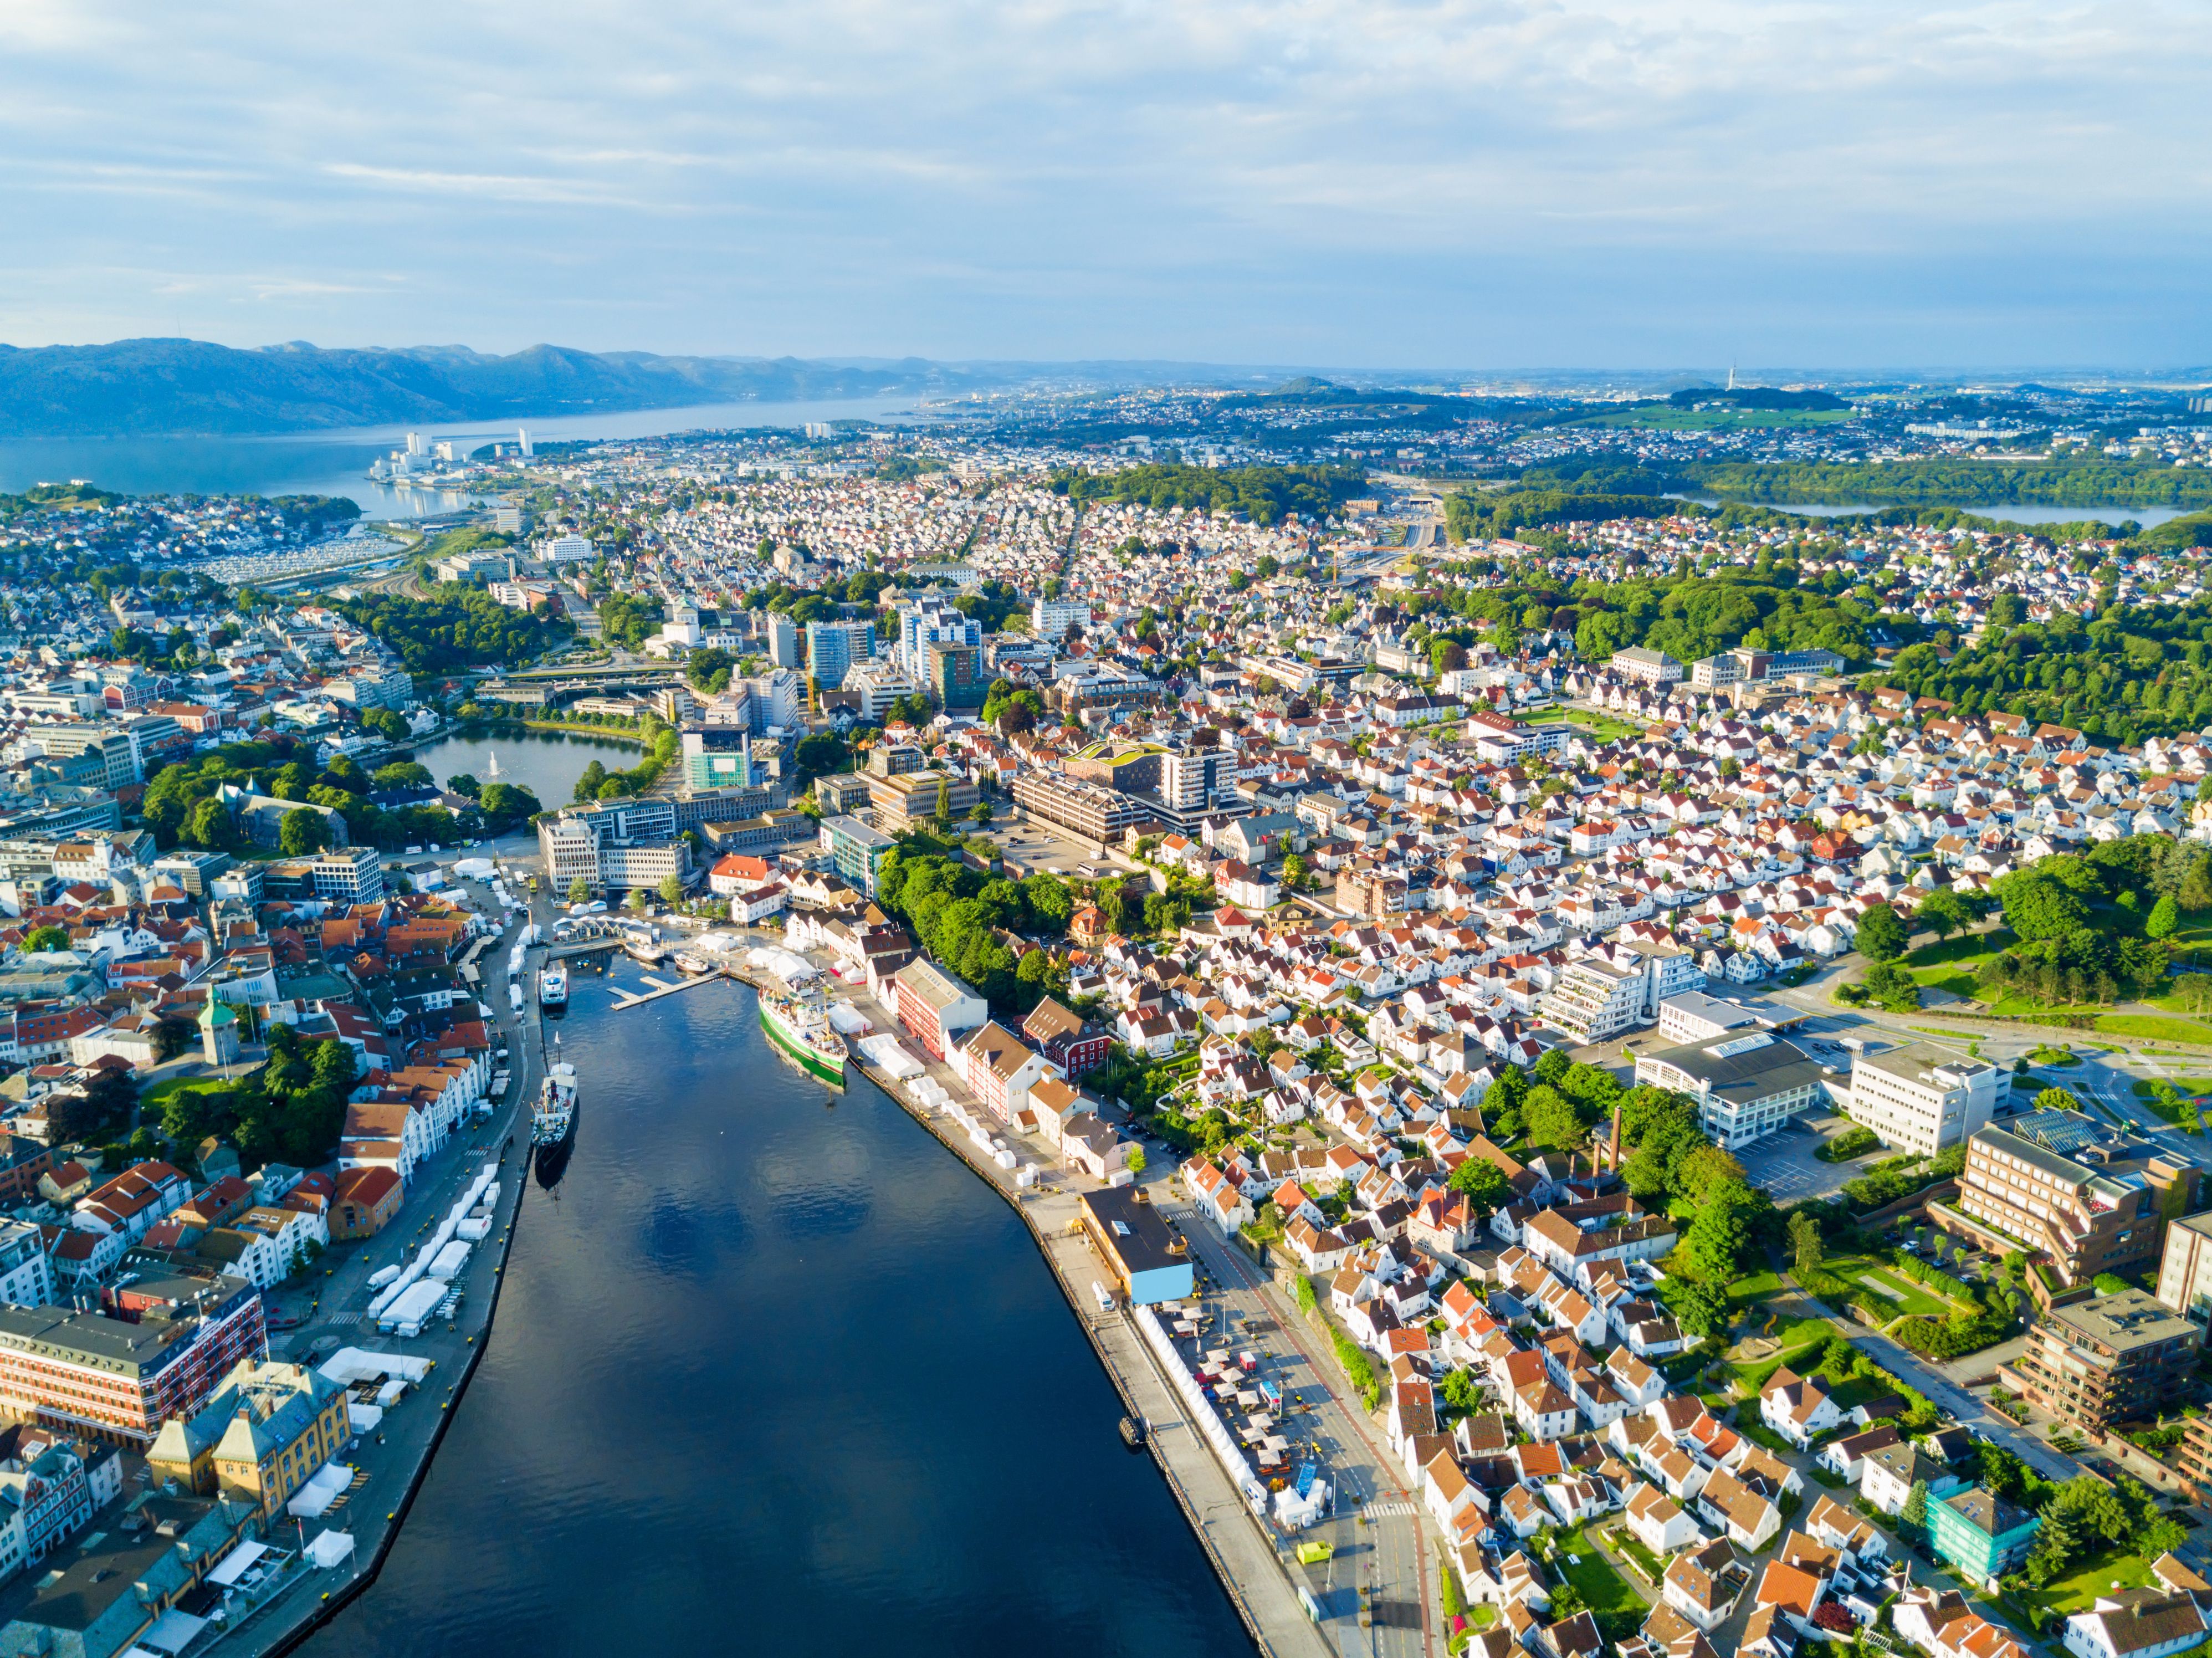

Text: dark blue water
xmin=398 ymin=728 xmax=641 ymax=811
xmin=305 ymin=959 xmax=1247 ymax=1657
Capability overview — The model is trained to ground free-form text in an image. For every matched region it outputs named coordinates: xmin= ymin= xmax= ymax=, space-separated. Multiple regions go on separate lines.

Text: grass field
xmin=1553 ymin=1528 xmax=1646 ymax=1625
xmin=2005 ymin=1549 xmax=2155 ymax=1623
xmin=1522 ymin=706 xmax=1649 ymax=742
xmin=2092 ymin=1015 xmax=2212 ymax=1043
xmin=1829 ymin=1255 xmax=1953 ymax=1320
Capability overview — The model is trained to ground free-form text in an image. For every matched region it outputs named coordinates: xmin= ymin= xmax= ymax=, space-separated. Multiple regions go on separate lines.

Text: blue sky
xmin=3 ymin=0 xmax=2206 ymax=370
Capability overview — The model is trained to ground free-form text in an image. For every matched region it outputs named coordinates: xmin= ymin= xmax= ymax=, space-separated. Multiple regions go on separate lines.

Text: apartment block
xmin=2003 ymin=1288 xmax=2201 ymax=1430
xmin=1952 ymin=1110 xmax=2199 ymax=1287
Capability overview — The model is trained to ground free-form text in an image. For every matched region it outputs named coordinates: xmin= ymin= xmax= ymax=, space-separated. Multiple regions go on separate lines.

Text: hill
xmin=0 ymin=340 xmax=1006 ymax=438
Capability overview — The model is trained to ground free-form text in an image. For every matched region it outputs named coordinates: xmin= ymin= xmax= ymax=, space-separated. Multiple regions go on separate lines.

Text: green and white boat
xmin=759 ymin=989 xmax=848 ymax=1086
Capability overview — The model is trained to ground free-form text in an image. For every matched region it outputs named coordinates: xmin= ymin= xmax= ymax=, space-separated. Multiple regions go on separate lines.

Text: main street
xmin=1159 ymin=1197 xmax=1438 ymax=1658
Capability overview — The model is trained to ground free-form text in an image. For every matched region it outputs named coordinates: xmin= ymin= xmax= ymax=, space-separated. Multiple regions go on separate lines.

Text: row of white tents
xmin=365 ymin=1164 xmax=498 ymax=1335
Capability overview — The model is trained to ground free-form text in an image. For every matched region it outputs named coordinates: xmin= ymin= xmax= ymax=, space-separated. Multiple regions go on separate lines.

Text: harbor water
xmin=303 ymin=955 xmax=1249 ymax=1658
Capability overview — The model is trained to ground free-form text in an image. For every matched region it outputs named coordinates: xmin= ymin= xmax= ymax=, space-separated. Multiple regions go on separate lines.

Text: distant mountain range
xmin=0 ymin=339 xmax=1057 ymax=438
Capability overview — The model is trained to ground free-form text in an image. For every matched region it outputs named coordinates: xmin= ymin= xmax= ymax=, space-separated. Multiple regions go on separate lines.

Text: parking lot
xmin=1754 ymin=1113 xmax=1872 ymax=1202
xmin=987 ymin=813 xmax=1117 ymax=878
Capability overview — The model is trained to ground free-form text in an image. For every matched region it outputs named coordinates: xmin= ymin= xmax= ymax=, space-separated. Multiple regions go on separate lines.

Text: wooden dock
xmin=607 ymin=971 xmax=726 ymax=1011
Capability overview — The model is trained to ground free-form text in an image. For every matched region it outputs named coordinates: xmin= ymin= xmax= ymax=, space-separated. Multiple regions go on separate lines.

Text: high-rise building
xmin=1160 ymin=747 xmax=1237 ymax=813
xmin=926 ymin=641 xmax=982 ymax=709
xmin=805 ymin=620 xmax=876 ymax=691
xmin=1846 ymin=1043 xmax=2000 ymax=1156
xmin=517 ymin=427 xmax=534 ymax=457
xmin=767 ymin=613 xmax=801 ymax=670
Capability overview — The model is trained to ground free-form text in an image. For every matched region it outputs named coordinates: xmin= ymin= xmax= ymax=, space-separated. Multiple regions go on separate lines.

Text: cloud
xmin=0 ymin=0 xmax=2205 ymax=364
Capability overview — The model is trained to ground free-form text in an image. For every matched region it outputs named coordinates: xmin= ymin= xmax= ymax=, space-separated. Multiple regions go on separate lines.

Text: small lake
xmin=1667 ymin=495 xmax=2196 ymax=529
xmin=396 ymin=727 xmax=641 ymax=808
xmin=0 ymin=396 xmax=935 ymax=518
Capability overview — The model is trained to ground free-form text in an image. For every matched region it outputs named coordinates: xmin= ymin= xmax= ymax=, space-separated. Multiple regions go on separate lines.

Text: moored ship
xmin=538 ymin=965 xmax=569 ymax=1006
xmin=534 ymin=1062 xmax=580 ymax=1147
xmin=758 ymin=989 xmax=847 ymax=1086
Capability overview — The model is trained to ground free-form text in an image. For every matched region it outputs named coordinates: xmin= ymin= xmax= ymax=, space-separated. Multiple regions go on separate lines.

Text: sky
xmin=2 ymin=0 xmax=2208 ymax=371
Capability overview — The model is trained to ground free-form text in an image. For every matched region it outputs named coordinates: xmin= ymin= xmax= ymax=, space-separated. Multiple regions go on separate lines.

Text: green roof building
xmin=1931 ymin=1486 xmax=2040 ymax=1584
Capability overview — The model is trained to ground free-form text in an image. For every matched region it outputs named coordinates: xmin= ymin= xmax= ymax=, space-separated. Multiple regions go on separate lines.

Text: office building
xmin=21 ymin=725 xmax=137 ymax=791
xmin=1010 ymin=772 xmax=1153 ymax=843
xmin=1632 ymin=1032 xmax=1835 ymax=1150
xmin=0 ymin=1271 xmax=264 ymax=1445
xmin=820 ymin=814 xmax=896 ymax=898
xmin=1952 ymin=1111 xmax=2199 ymax=1287
xmin=2003 ymin=1288 xmax=2201 ymax=1430
xmin=805 ymin=620 xmax=876 ymax=691
xmin=1847 ymin=1043 xmax=2000 ymax=1156
xmin=766 ymin=612 xmax=801 ymax=669
xmin=895 ymin=597 xmax=980 ymax=676
xmin=813 ymin=773 xmax=875 ymax=816
xmin=868 ymin=769 xmax=976 ymax=830
xmin=539 ymin=801 xmax=692 ymax=895
xmin=1160 ymin=747 xmax=1238 ymax=814
xmin=1610 ymin=648 xmax=1684 ymax=685
xmin=844 ymin=661 xmax=920 ymax=721
xmin=1656 ymin=991 xmax=1792 ymax=1046
xmin=262 ymin=846 xmax=384 ymax=905
xmin=680 ymin=725 xmax=755 ymax=792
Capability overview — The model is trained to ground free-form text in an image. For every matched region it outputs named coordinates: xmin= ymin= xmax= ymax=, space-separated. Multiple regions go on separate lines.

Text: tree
xmin=1522 ymin=1085 xmax=1583 ymax=1151
xmin=1281 ymin=853 xmax=1308 ymax=892
xmin=1682 ymin=1178 xmax=1753 ymax=1282
xmin=278 ymin=806 xmax=327 ymax=856
xmin=1857 ymin=902 xmax=1908 ymax=962
xmin=1899 ymin=1478 xmax=1929 ymax=1541
xmin=2033 ymin=1086 xmax=2078 ymax=1113
xmin=1995 ymin=872 xmax=2093 ymax=941
xmin=1446 ymin=1157 xmax=1513 ymax=1220
xmin=1788 ymin=1209 xmax=1826 ymax=1278
xmin=447 ymin=772 xmax=483 ymax=798
xmin=185 ymin=796 xmax=235 ymax=851
xmin=1673 ymin=1145 xmax=1748 ymax=1210
xmin=2147 ymin=894 xmax=2180 ymax=939
xmin=1663 ymin=1277 xmax=1729 ymax=1338
xmin=934 ymin=778 xmax=952 ymax=826
xmin=1917 ymin=886 xmax=1968 ymax=940
xmin=1124 ymin=1144 xmax=1146 ymax=1175
xmin=574 ymin=760 xmax=608 ymax=804
xmin=1533 ymin=1046 xmax=1571 ymax=1086
xmin=659 ymin=873 xmax=684 ymax=906
xmin=567 ymin=876 xmax=591 ymax=904
xmin=21 ymin=925 xmax=69 ymax=953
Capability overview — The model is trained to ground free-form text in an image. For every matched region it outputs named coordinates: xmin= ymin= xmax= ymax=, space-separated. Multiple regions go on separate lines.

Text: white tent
xmin=305 ymin=1531 xmax=356 ymax=1570
xmin=857 ymin=1033 xmax=921 ymax=1077
xmin=348 ymin=1401 xmax=384 ymax=1431
xmin=205 ymin=1541 xmax=269 ymax=1588
xmin=136 ymin=1609 xmax=211 ymax=1654
xmin=286 ymin=1462 xmax=354 ymax=1519
xmin=826 ymin=1002 xmax=871 ymax=1035
xmin=319 ymin=1347 xmax=432 ymax=1387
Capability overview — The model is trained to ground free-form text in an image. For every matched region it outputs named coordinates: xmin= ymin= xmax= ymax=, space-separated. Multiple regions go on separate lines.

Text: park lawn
xmin=1728 ymin=1269 xmax=1782 ymax=1312
xmin=1904 ymin=930 xmax=2017 ymax=970
xmin=2009 ymin=1549 xmax=2157 ymax=1621
xmin=1554 ymin=1528 xmax=1645 ymax=1624
xmin=2096 ymin=1015 xmax=2212 ymax=1043
xmin=1910 ymin=965 xmax=1983 ymax=999
xmin=140 ymin=1074 xmax=231 ymax=1112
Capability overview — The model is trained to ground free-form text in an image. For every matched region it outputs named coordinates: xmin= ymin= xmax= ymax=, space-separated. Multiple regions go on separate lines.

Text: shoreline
xmin=212 ymin=896 xmax=554 ymax=1658
xmin=711 ymin=949 xmax=1330 ymax=1658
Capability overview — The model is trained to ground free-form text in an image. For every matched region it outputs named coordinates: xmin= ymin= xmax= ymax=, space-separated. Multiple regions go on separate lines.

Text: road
xmin=1164 ymin=1205 xmax=1438 ymax=1658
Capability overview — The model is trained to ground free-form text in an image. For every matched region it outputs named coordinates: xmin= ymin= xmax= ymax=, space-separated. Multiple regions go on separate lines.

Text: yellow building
xmin=147 ymin=1359 xmax=351 ymax=1517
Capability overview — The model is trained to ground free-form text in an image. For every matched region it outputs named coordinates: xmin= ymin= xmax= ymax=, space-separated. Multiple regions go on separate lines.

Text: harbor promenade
xmin=790 ymin=976 xmax=1337 ymax=1658
xmin=206 ymin=887 xmax=555 ymax=1658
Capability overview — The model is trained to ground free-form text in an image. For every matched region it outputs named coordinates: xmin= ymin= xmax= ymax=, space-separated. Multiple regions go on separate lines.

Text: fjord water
xmin=0 ymin=396 xmax=923 ymax=516
xmin=305 ymin=958 xmax=1247 ymax=1658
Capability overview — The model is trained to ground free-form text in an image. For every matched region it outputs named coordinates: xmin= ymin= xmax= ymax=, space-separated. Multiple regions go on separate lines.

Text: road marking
xmin=324 ymin=1311 xmax=361 ymax=1326
xmin=1363 ymin=1501 xmax=1417 ymax=1519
